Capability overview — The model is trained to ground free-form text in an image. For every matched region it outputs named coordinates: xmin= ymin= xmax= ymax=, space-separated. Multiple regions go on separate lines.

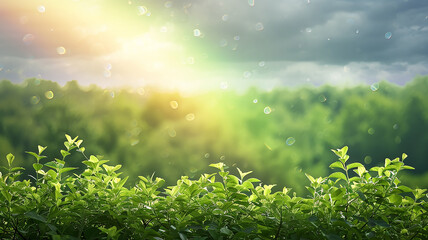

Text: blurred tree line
xmin=0 ymin=77 xmax=427 ymax=194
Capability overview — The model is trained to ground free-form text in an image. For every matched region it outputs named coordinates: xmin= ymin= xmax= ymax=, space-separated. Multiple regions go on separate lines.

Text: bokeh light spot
xmin=22 ymin=34 xmax=35 ymax=45
xmin=193 ymin=29 xmax=201 ymax=37
xmin=37 ymin=5 xmax=45 ymax=13
xmin=30 ymin=96 xmax=40 ymax=105
xmin=137 ymin=6 xmax=148 ymax=15
xmin=368 ymin=128 xmax=375 ymax=135
xmin=370 ymin=83 xmax=379 ymax=91
xmin=264 ymin=106 xmax=272 ymax=114
xmin=364 ymin=156 xmax=372 ymax=164
xmin=56 ymin=47 xmax=66 ymax=55
xmin=385 ymin=32 xmax=392 ymax=40
xmin=186 ymin=113 xmax=195 ymax=121
xmin=255 ymin=22 xmax=264 ymax=31
xmin=44 ymin=91 xmax=54 ymax=99
xmin=170 ymin=101 xmax=178 ymax=109
xmin=286 ymin=137 xmax=296 ymax=146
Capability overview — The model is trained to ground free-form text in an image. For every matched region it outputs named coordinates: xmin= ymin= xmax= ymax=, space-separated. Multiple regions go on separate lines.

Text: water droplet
xmin=105 ymin=63 xmax=112 ymax=70
xmin=30 ymin=96 xmax=40 ymax=105
xmin=393 ymin=124 xmax=398 ymax=130
xmin=37 ymin=5 xmax=45 ymax=13
xmin=44 ymin=91 xmax=54 ymax=99
xmin=370 ymin=82 xmax=379 ymax=91
xmin=193 ymin=29 xmax=201 ymax=37
xmin=264 ymin=106 xmax=272 ymax=114
xmin=186 ymin=113 xmax=195 ymax=121
xmin=164 ymin=1 xmax=172 ymax=8
xmin=253 ymin=99 xmax=258 ymax=103
xmin=110 ymin=91 xmax=115 ymax=98
xmin=355 ymin=29 xmax=359 ymax=34
xmin=255 ymin=22 xmax=264 ymax=31
xmin=286 ymin=137 xmax=296 ymax=146
xmin=137 ymin=6 xmax=147 ymax=15
xmin=222 ymin=14 xmax=229 ymax=21
xmin=385 ymin=32 xmax=392 ymax=40
xmin=219 ymin=39 xmax=228 ymax=47
xmin=168 ymin=128 xmax=176 ymax=137
xmin=220 ymin=155 xmax=226 ymax=161
xmin=368 ymin=128 xmax=375 ymax=135
xmin=319 ymin=95 xmax=327 ymax=102
xmin=248 ymin=0 xmax=255 ymax=7
xmin=243 ymin=71 xmax=252 ymax=78
xmin=22 ymin=34 xmax=35 ymax=45
xmin=364 ymin=156 xmax=372 ymax=164
xmin=220 ymin=81 xmax=228 ymax=89
xmin=258 ymin=61 xmax=265 ymax=67
xmin=56 ymin=46 xmax=66 ymax=55
xmin=160 ymin=26 xmax=168 ymax=33
xmin=305 ymin=27 xmax=312 ymax=33
xmin=327 ymin=38 xmax=331 ymax=41
xmin=233 ymin=35 xmax=240 ymax=41
xmin=204 ymin=153 xmax=210 ymax=158
xmin=170 ymin=101 xmax=178 ymax=109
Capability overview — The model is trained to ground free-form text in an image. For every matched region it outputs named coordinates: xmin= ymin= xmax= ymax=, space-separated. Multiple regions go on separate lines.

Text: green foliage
xmin=0 ymin=137 xmax=427 ymax=239
xmin=1 ymin=78 xmax=428 ymax=194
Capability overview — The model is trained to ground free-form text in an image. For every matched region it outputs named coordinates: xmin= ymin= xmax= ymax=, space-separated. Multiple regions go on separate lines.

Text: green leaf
xmin=389 ymin=194 xmax=402 ymax=206
xmin=89 ymin=155 xmax=99 ymax=163
xmin=220 ymin=226 xmax=233 ymax=235
xmin=209 ymin=162 xmax=225 ymax=171
xmin=402 ymin=153 xmax=408 ymax=161
xmin=237 ymin=167 xmax=252 ymax=180
xmin=59 ymin=167 xmax=77 ymax=174
xmin=6 ymin=153 xmax=15 ymax=167
xmin=305 ymin=173 xmax=315 ymax=183
xmin=328 ymin=172 xmax=347 ymax=182
xmin=354 ymin=166 xmax=366 ymax=177
xmin=331 ymin=188 xmax=346 ymax=198
xmin=24 ymin=211 xmax=46 ymax=223
xmin=75 ymin=139 xmax=83 ymax=147
xmin=385 ymin=158 xmax=391 ymax=167
xmin=246 ymin=178 xmax=261 ymax=183
xmin=329 ymin=161 xmax=344 ymax=170
xmin=398 ymin=185 xmax=413 ymax=193
xmin=33 ymin=163 xmax=43 ymax=171
xmin=1 ymin=189 xmax=11 ymax=202
xmin=10 ymin=167 xmax=24 ymax=172
xmin=45 ymin=161 xmax=58 ymax=170
xmin=38 ymin=145 xmax=47 ymax=155
xmin=46 ymin=169 xmax=57 ymax=179
xmin=402 ymin=165 xmax=415 ymax=170
xmin=347 ymin=162 xmax=364 ymax=170
xmin=60 ymin=150 xmax=70 ymax=159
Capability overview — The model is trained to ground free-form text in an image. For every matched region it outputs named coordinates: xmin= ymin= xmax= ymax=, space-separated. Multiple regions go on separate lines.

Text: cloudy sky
xmin=0 ymin=0 xmax=427 ymax=91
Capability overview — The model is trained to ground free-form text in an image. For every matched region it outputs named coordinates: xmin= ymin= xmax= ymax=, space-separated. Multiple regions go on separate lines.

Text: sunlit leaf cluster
xmin=0 ymin=135 xmax=426 ymax=239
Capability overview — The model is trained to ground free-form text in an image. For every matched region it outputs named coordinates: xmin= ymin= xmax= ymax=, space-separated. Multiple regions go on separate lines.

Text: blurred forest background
xmin=0 ymin=76 xmax=427 ymax=194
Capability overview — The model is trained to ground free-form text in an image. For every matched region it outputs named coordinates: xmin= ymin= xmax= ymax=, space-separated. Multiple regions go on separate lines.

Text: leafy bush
xmin=0 ymin=135 xmax=427 ymax=239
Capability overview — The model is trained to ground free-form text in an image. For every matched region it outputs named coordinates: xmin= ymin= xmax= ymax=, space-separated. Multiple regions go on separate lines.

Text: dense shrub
xmin=0 ymin=135 xmax=427 ymax=239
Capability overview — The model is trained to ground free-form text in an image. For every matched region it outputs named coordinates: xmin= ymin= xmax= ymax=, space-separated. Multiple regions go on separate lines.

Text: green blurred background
xmin=1 ymin=77 xmax=427 ymax=194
